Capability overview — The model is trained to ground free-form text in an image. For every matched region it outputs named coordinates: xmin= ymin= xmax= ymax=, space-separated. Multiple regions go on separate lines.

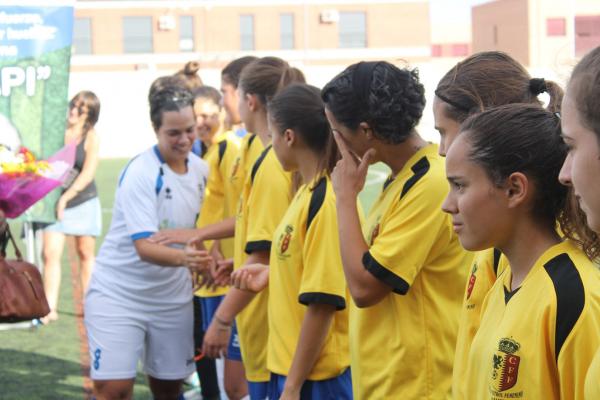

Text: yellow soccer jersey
xmin=351 ymin=143 xmax=470 ymax=399
xmin=195 ymin=131 xmax=241 ymax=297
xmin=585 ymin=349 xmax=600 ymax=399
xmin=453 ymin=248 xmax=508 ymax=399
xmin=465 ymin=240 xmax=600 ymax=400
xmin=229 ymin=133 xmax=263 ymax=205
xmin=268 ymin=175 xmax=350 ymax=380
xmin=234 ymin=145 xmax=292 ymax=382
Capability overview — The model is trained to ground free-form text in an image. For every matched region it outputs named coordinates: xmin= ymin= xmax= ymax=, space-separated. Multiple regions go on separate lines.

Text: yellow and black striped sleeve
xmin=364 ymin=157 xmax=450 ymax=294
xmin=298 ymin=177 xmax=346 ymax=310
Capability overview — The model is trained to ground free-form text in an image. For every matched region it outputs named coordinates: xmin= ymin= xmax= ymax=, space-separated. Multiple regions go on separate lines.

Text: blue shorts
xmin=248 ymin=380 xmax=270 ymax=400
xmin=227 ymin=321 xmax=242 ymax=361
xmin=199 ymin=295 xmax=224 ymax=331
xmin=268 ymin=368 xmax=352 ymax=400
xmin=198 ymin=295 xmax=241 ymax=362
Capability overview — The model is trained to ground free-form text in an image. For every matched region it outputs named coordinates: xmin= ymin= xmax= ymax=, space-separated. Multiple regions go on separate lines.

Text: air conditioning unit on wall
xmin=320 ymin=10 xmax=339 ymax=24
xmin=158 ymin=15 xmax=176 ymax=31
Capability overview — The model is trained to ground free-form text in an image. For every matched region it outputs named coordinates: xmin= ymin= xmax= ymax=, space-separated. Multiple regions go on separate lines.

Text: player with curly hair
xmin=322 ymin=61 xmax=470 ymax=399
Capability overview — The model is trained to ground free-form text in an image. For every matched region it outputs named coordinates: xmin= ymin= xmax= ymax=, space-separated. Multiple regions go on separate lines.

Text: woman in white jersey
xmin=84 ymin=81 xmax=209 ymax=400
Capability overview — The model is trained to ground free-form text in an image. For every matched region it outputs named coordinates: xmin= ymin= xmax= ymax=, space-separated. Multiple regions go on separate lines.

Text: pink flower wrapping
xmin=0 ymin=143 xmax=76 ymax=218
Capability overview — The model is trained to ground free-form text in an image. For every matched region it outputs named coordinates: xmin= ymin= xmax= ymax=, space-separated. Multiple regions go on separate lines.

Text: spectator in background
xmin=41 ymin=91 xmax=101 ymax=325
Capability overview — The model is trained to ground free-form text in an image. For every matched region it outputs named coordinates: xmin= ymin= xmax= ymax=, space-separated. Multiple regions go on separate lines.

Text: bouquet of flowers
xmin=0 ymin=144 xmax=76 ymax=218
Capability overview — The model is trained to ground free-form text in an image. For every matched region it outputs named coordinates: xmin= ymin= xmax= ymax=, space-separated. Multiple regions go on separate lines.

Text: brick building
xmin=472 ymin=0 xmax=600 ymax=68
xmin=72 ymin=0 xmax=432 ymax=71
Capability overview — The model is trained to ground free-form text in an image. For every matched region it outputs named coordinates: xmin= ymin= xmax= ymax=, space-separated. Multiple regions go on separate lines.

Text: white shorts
xmin=84 ymin=288 xmax=195 ymax=381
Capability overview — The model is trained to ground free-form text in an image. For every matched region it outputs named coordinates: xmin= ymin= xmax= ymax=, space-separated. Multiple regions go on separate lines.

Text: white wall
xmin=69 ymin=58 xmax=568 ymax=160
xmin=69 ymin=62 xmax=446 ymax=159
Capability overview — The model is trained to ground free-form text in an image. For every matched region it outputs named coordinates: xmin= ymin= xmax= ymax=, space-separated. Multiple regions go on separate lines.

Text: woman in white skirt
xmin=42 ymin=91 xmax=102 ymax=324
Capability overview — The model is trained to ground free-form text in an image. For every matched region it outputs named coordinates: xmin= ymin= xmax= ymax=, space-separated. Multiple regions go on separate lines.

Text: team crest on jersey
xmin=279 ymin=225 xmax=293 ymax=255
xmin=466 ymin=262 xmax=478 ymax=300
xmin=491 ymin=337 xmax=521 ymax=393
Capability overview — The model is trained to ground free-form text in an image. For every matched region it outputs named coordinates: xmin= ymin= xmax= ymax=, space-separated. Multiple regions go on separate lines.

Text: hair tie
xmin=529 ymin=78 xmax=547 ymax=95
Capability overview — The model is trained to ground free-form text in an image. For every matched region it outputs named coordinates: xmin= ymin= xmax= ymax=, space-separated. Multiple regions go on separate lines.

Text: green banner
xmin=0 ymin=5 xmax=74 ymax=222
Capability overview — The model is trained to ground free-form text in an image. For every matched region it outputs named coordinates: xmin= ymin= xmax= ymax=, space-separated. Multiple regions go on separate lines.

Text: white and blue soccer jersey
xmin=89 ymin=145 xmax=208 ymax=312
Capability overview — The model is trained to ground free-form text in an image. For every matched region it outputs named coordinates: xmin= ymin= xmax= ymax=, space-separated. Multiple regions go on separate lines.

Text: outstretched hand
xmin=149 ymin=229 xmax=200 ymax=246
xmin=230 ymin=263 xmax=269 ymax=293
xmin=331 ymin=131 xmax=375 ymax=200
xmin=184 ymin=240 xmax=212 ymax=273
xmin=211 ymin=258 xmax=234 ymax=287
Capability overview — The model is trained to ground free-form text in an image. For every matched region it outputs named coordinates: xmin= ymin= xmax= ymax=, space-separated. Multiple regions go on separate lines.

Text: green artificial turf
xmin=0 ymin=158 xmax=386 ymax=399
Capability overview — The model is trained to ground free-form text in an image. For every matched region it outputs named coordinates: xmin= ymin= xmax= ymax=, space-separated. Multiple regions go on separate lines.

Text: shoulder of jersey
xmin=423 ymin=152 xmax=447 ymax=181
xmin=118 ymin=148 xmax=157 ymax=186
xmin=250 ymin=145 xmax=273 ymax=182
xmin=393 ymin=153 xmax=443 ymax=200
xmin=306 ymin=176 xmax=329 ymax=232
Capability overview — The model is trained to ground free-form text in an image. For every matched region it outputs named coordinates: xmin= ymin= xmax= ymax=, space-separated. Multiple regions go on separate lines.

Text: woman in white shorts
xmin=84 ymin=80 xmax=209 ymax=400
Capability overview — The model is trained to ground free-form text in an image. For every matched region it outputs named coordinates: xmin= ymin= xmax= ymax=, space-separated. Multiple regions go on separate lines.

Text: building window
xmin=280 ymin=13 xmax=294 ymax=50
xmin=180 ymin=15 xmax=194 ymax=52
xmin=575 ymin=16 xmax=600 ymax=37
xmin=73 ymin=17 xmax=92 ymax=55
xmin=547 ymin=18 xmax=566 ymax=36
xmin=123 ymin=16 xmax=153 ymax=54
xmin=240 ymin=15 xmax=254 ymax=51
xmin=575 ymin=16 xmax=600 ymax=56
xmin=339 ymin=12 xmax=366 ymax=48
